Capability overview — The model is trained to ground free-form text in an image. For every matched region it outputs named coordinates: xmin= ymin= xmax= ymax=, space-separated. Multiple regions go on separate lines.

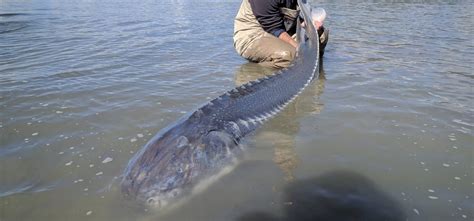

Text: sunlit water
xmin=1 ymin=0 xmax=472 ymax=220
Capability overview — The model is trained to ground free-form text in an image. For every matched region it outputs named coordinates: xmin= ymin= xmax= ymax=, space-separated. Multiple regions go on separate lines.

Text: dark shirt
xmin=249 ymin=0 xmax=298 ymax=37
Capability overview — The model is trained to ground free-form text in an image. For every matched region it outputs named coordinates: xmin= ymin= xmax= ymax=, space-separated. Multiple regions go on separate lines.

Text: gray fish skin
xmin=121 ymin=0 xmax=320 ymax=210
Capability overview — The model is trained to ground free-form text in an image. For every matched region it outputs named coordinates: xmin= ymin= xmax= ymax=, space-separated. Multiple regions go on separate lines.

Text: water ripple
xmin=0 ymin=0 xmax=472 ymax=220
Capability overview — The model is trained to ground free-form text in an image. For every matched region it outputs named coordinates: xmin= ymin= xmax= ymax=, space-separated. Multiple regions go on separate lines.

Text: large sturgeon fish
xmin=121 ymin=0 xmax=321 ymax=210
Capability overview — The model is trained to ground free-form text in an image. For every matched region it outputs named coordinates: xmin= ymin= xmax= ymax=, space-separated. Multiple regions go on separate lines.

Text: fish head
xmin=120 ymin=121 xmax=202 ymax=209
xmin=120 ymin=119 xmax=238 ymax=210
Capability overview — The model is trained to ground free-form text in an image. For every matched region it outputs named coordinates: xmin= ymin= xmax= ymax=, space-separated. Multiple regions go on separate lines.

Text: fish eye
xmin=147 ymin=198 xmax=162 ymax=208
xmin=147 ymin=198 xmax=155 ymax=204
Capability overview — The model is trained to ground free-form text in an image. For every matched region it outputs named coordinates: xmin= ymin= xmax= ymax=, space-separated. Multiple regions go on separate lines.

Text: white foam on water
xmin=102 ymin=157 xmax=113 ymax=164
xmin=413 ymin=208 xmax=420 ymax=215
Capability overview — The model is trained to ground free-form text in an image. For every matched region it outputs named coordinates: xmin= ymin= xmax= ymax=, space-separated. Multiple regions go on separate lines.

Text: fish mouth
xmin=129 ymin=185 xmax=185 ymax=210
xmin=121 ymin=177 xmax=174 ymax=209
xmin=145 ymin=196 xmax=167 ymax=209
xmin=138 ymin=188 xmax=190 ymax=213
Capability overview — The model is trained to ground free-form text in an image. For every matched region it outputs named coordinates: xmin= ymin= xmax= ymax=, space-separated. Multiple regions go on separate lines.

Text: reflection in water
xmin=237 ymin=170 xmax=406 ymax=221
xmin=233 ymin=61 xmax=326 ymax=181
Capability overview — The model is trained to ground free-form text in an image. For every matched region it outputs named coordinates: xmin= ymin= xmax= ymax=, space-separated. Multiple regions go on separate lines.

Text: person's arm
xmin=250 ymin=0 xmax=297 ymax=48
xmin=278 ymin=31 xmax=298 ymax=48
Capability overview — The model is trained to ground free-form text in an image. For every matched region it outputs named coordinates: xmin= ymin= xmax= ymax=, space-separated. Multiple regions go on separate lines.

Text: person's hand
xmin=313 ymin=20 xmax=323 ymax=30
xmin=311 ymin=8 xmax=326 ymax=30
xmin=279 ymin=32 xmax=298 ymax=48
xmin=301 ymin=20 xmax=322 ymax=30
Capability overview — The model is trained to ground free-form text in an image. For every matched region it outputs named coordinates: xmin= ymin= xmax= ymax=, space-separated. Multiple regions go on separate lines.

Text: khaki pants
xmin=240 ymin=32 xmax=296 ymax=69
xmin=237 ymin=28 xmax=328 ymax=69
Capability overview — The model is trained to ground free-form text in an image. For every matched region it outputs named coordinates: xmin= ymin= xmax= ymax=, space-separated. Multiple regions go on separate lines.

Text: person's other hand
xmin=313 ymin=20 xmax=323 ymax=30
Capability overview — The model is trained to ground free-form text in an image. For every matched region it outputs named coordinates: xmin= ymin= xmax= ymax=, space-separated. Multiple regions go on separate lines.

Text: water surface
xmin=1 ymin=0 xmax=472 ymax=220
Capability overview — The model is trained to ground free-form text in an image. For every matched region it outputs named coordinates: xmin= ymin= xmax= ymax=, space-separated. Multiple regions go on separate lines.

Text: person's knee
xmin=274 ymin=49 xmax=295 ymax=61
xmin=270 ymin=48 xmax=296 ymax=68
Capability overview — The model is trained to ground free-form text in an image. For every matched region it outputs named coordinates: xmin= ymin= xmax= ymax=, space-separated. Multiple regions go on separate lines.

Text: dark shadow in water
xmin=0 ymin=21 xmax=28 ymax=34
xmin=237 ymin=170 xmax=406 ymax=221
xmin=318 ymin=57 xmax=326 ymax=80
xmin=0 ymin=13 xmax=28 ymax=17
xmin=0 ymin=12 xmax=29 ymax=34
xmin=233 ymin=61 xmax=326 ymax=181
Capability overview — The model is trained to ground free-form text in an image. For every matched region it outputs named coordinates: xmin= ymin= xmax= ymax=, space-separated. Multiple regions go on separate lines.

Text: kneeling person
xmin=233 ymin=0 xmax=329 ymax=68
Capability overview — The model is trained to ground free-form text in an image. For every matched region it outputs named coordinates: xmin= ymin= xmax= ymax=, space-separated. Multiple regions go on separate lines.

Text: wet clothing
xmin=234 ymin=0 xmax=299 ymax=68
xmin=234 ymin=0 xmax=327 ymax=68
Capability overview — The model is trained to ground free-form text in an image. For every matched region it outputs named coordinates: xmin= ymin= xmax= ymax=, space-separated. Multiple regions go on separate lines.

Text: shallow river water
xmin=0 ymin=0 xmax=473 ymax=220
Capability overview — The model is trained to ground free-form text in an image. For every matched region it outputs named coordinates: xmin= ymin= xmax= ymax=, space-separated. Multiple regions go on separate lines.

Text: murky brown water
xmin=1 ymin=0 xmax=472 ymax=220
